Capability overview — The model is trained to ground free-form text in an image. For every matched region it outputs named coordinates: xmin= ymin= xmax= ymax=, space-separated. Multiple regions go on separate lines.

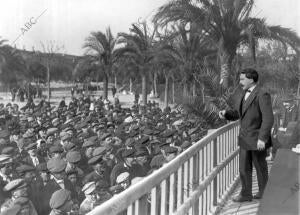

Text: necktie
xmin=32 ymin=156 xmax=39 ymax=166
xmin=57 ymin=179 xmax=65 ymax=189
xmin=244 ymin=89 xmax=251 ymax=101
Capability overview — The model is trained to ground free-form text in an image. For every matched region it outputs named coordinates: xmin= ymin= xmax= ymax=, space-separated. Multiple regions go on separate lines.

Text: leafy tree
xmin=116 ymin=22 xmax=158 ymax=106
xmin=154 ymin=0 xmax=300 ymax=89
xmin=0 ymin=39 xmax=26 ymax=88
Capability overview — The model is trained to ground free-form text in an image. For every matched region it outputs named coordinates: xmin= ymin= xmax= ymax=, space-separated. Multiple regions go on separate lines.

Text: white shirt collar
xmin=247 ymin=85 xmax=256 ymax=92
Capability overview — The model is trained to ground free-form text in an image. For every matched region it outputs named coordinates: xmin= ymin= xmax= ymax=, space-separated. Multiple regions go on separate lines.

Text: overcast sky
xmin=0 ymin=0 xmax=299 ymax=55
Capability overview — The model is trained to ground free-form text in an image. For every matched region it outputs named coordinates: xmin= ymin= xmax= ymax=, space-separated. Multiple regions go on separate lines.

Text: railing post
xmin=135 ymin=194 xmax=148 ymax=215
xmin=213 ymin=138 xmax=218 ymax=206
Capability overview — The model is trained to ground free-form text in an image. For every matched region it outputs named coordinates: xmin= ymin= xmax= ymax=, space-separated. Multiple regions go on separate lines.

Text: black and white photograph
xmin=0 ymin=0 xmax=299 ymax=214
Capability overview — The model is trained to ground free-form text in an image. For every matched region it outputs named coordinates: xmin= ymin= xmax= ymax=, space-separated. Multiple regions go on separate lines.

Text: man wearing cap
xmin=66 ymin=169 xmax=85 ymax=204
xmin=0 ymin=179 xmax=38 ymax=215
xmin=49 ymin=145 xmax=64 ymax=159
xmin=0 ymin=155 xmax=13 ymax=206
xmin=40 ymin=158 xmax=77 ymax=215
xmin=65 ymin=151 xmax=84 ymax=178
xmin=110 ymin=149 xmax=147 ymax=186
xmin=16 ymin=164 xmax=41 ymax=214
xmin=49 ymin=189 xmax=77 ymax=215
xmin=162 ymin=146 xmax=178 ymax=163
xmin=0 ymin=155 xmax=13 ymax=184
xmin=22 ymin=142 xmax=45 ymax=167
xmin=79 ymin=181 xmax=102 ymax=214
xmin=83 ymin=155 xmax=110 ymax=188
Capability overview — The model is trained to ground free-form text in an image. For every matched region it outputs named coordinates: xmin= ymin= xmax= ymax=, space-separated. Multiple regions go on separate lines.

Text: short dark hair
xmin=241 ymin=68 xmax=259 ymax=83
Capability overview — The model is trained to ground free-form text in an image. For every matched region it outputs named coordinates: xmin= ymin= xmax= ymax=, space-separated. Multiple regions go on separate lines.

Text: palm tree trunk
xmin=297 ymin=60 xmax=300 ymax=122
xmin=129 ymin=78 xmax=133 ymax=93
xmin=151 ymin=72 xmax=155 ymax=97
xmin=141 ymin=73 xmax=147 ymax=106
xmin=47 ymin=64 xmax=50 ymax=101
xmin=164 ymin=74 xmax=169 ymax=108
xmin=202 ymin=85 xmax=205 ymax=103
xmin=183 ymin=82 xmax=188 ymax=98
xmin=192 ymin=79 xmax=196 ymax=97
xmin=154 ymin=72 xmax=158 ymax=97
xmin=114 ymin=75 xmax=117 ymax=88
xmin=103 ymin=73 xmax=108 ymax=99
xmin=219 ymin=41 xmax=235 ymax=90
xmin=172 ymin=77 xmax=175 ymax=104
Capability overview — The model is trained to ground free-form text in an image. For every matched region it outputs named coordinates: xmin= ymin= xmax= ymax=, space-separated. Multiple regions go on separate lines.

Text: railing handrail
xmin=88 ymin=120 xmax=240 ymax=215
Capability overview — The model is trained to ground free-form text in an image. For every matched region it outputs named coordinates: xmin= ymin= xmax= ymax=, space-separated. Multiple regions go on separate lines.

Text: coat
xmin=38 ymin=178 xmax=77 ymax=215
xmin=225 ymin=87 xmax=274 ymax=150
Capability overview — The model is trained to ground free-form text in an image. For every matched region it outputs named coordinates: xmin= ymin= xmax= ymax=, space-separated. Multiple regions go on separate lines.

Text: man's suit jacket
xmin=225 ymin=86 xmax=274 ymax=150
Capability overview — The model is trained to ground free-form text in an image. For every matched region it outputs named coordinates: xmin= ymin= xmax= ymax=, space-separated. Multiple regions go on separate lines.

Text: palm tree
xmin=114 ymin=56 xmax=139 ymax=93
xmin=83 ymin=27 xmax=118 ymax=99
xmin=154 ymin=0 xmax=300 ymax=89
xmin=154 ymin=44 xmax=177 ymax=108
xmin=164 ymin=24 xmax=216 ymax=99
xmin=116 ymin=22 xmax=158 ymax=106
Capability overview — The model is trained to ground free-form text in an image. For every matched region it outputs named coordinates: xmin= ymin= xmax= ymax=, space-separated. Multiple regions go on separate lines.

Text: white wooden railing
xmin=88 ymin=121 xmax=240 ymax=215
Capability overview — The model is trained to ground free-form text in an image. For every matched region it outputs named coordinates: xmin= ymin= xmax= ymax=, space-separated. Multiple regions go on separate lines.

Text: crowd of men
xmin=10 ymin=84 xmax=43 ymax=103
xmin=0 ymin=94 xmax=207 ymax=215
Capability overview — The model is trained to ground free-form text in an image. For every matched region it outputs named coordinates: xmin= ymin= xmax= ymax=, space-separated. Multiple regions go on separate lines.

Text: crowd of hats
xmin=0 ymin=96 xmax=207 ymax=214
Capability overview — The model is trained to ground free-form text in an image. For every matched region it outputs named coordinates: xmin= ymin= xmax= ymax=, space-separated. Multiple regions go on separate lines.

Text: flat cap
xmin=88 ymin=155 xmax=102 ymax=165
xmin=66 ymin=151 xmax=81 ymax=163
xmin=122 ymin=149 xmax=136 ymax=158
xmin=150 ymin=154 xmax=166 ymax=168
xmin=143 ymin=128 xmax=153 ymax=135
xmin=4 ymin=179 xmax=27 ymax=192
xmin=138 ymin=136 xmax=150 ymax=145
xmin=49 ymin=189 xmax=71 ymax=209
xmin=135 ymin=148 xmax=149 ymax=157
xmin=181 ymin=141 xmax=192 ymax=149
xmin=47 ymin=158 xmax=67 ymax=173
xmin=88 ymin=135 xmax=98 ymax=143
xmin=92 ymin=147 xmax=106 ymax=157
xmin=47 ymin=128 xmax=58 ymax=136
xmin=36 ymin=163 xmax=48 ymax=172
xmin=82 ymin=181 xmax=96 ymax=195
xmin=1 ymin=146 xmax=15 ymax=155
xmin=16 ymin=164 xmax=35 ymax=174
xmin=188 ymin=127 xmax=198 ymax=135
xmin=163 ymin=129 xmax=176 ymax=138
xmin=116 ymin=172 xmax=130 ymax=184
xmin=64 ymin=142 xmax=76 ymax=151
xmin=25 ymin=142 xmax=37 ymax=151
xmin=82 ymin=140 xmax=97 ymax=148
xmin=61 ymin=133 xmax=70 ymax=141
xmin=163 ymin=146 xmax=178 ymax=154
xmin=0 ymin=130 xmax=10 ymax=139
xmin=125 ymin=138 xmax=135 ymax=147
xmin=100 ymin=133 xmax=111 ymax=141
xmin=49 ymin=144 xmax=64 ymax=154
xmin=0 ymin=154 xmax=12 ymax=164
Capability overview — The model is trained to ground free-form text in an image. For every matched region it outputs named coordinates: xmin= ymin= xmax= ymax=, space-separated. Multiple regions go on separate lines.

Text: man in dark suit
xmin=219 ymin=68 xmax=274 ymax=202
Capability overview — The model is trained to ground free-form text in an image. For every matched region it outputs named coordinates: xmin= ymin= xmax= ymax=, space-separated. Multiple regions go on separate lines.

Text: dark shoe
xmin=232 ymin=195 xmax=252 ymax=202
xmin=253 ymin=193 xmax=262 ymax=199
